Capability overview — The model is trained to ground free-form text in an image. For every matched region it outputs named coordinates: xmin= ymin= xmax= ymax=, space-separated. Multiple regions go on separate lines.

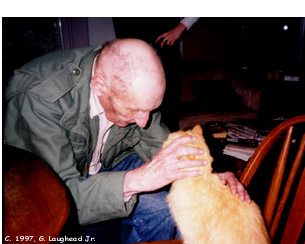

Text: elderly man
xmin=5 ymin=39 xmax=250 ymax=243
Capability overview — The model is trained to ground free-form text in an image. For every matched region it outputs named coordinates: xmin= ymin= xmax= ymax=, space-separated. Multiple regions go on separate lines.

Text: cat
xmin=164 ymin=125 xmax=270 ymax=244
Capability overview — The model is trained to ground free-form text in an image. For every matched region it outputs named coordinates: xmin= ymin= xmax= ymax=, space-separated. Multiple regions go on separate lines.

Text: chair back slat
xmin=270 ymin=133 xmax=305 ymax=238
xmin=280 ymin=166 xmax=305 ymax=244
xmin=240 ymin=133 xmax=281 ymax=187
xmin=263 ymin=126 xmax=293 ymax=228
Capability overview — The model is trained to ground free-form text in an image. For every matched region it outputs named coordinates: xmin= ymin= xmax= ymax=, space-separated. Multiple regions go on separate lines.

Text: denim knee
xmin=123 ymin=191 xmax=176 ymax=243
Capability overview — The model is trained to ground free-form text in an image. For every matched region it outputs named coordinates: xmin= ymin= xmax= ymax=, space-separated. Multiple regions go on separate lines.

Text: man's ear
xmin=91 ymin=73 xmax=109 ymax=96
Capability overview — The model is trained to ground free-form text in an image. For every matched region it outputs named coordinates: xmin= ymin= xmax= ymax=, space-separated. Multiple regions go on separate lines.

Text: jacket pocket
xmin=68 ymin=132 xmax=87 ymax=167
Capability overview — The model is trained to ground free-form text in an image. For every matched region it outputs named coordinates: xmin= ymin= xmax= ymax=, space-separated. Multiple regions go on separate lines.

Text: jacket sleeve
xmin=5 ymin=89 xmax=137 ymax=226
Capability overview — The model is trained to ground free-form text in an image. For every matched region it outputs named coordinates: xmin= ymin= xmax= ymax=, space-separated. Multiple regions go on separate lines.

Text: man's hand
xmin=155 ymin=23 xmax=187 ymax=48
xmin=124 ymin=135 xmax=206 ymax=200
xmin=217 ymin=172 xmax=251 ymax=204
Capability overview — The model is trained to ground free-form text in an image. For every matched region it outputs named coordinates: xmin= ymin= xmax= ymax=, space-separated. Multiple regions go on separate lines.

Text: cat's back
xmin=168 ymin=174 xmax=270 ymax=244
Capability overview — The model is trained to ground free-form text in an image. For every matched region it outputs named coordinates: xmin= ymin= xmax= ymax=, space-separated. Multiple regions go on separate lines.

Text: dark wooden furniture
xmin=4 ymin=145 xmax=69 ymax=243
xmin=178 ymin=64 xmax=261 ymax=130
xmin=240 ymin=114 xmax=305 ymax=243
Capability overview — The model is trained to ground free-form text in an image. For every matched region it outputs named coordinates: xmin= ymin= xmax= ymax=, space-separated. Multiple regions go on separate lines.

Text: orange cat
xmin=164 ymin=125 xmax=270 ymax=244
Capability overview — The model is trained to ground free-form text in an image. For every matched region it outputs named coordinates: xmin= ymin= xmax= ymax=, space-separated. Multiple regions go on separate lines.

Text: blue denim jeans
xmin=83 ymin=154 xmax=177 ymax=244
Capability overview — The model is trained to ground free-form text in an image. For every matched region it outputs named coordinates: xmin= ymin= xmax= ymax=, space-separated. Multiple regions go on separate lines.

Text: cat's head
xmin=162 ymin=125 xmax=214 ymax=172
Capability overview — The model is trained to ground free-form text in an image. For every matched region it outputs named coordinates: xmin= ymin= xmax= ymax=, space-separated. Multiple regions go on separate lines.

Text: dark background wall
xmin=3 ymin=17 xmax=305 ymax=119
xmin=4 ymin=17 xmax=304 ymax=82
xmin=3 ymin=18 xmax=62 ymax=84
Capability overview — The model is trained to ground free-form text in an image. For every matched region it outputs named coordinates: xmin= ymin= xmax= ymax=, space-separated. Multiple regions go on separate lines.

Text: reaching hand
xmin=155 ymin=23 xmax=187 ymax=48
xmin=217 ymin=171 xmax=251 ymax=204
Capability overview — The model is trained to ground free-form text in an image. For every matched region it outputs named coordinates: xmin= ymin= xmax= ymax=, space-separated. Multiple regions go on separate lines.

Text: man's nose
xmin=134 ymin=111 xmax=150 ymax=128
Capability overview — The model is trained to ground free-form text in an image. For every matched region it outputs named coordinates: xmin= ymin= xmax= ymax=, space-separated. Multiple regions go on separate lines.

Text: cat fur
xmin=164 ymin=125 xmax=270 ymax=244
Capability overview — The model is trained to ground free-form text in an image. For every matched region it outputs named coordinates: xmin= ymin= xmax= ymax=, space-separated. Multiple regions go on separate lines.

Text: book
xmin=223 ymin=143 xmax=256 ymax=161
xmin=226 ymin=122 xmax=266 ymax=142
xmin=223 ymin=149 xmax=254 ymax=161
xmin=226 ymin=122 xmax=258 ymax=134
xmin=226 ymin=138 xmax=259 ymax=147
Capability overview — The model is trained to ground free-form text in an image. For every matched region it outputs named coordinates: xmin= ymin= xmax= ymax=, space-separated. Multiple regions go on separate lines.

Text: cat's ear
xmin=192 ymin=125 xmax=203 ymax=135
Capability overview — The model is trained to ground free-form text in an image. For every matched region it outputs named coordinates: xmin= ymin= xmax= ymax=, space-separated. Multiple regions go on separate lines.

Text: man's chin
xmin=115 ymin=121 xmax=133 ymax=127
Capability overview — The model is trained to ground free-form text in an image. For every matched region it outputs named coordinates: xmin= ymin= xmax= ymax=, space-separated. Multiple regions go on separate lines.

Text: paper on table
xmin=223 ymin=143 xmax=256 ymax=161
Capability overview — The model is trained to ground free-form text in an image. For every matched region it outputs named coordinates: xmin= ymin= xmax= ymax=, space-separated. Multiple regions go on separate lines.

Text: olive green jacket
xmin=5 ymin=45 xmax=170 ymax=225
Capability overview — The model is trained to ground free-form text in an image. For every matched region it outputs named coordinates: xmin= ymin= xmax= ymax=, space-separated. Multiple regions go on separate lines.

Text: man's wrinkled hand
xmin=124 ymin=135 xmax=207 ymax=199
xmin=217 ymin=171 xmax=251 ymax=204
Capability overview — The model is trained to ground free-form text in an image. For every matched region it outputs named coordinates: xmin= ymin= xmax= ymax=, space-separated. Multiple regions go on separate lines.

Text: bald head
xmin=96 ymin=38 xmax=165 ymax=97
xmin=91 ymin=39 xmax=166 ymax=127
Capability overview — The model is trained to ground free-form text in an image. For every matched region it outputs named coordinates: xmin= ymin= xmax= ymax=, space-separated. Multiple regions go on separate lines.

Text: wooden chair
xmin=240 ymin=114 xmax=305 ymax=243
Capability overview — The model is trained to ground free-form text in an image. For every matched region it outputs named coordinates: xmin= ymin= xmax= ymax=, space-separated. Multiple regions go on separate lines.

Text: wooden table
xmin=4 ymin=145 xmax=69 ymax=243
